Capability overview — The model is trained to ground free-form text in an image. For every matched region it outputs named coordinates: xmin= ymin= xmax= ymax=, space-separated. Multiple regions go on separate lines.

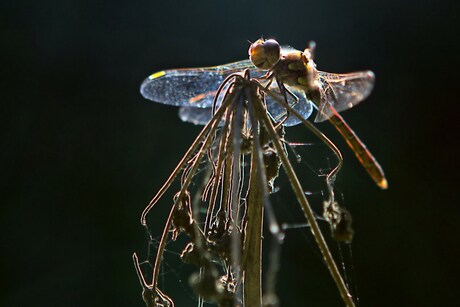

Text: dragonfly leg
xmin=273 ymin=78 xmax=299 ymax=128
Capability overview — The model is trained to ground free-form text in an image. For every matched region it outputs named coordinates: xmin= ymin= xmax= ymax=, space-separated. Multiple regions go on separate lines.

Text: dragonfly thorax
xmin=271 ymin=50 xmax=321 ymax=99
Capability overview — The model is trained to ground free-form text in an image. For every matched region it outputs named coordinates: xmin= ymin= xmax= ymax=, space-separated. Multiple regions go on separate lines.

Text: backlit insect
xmin=141 ymin=38 xmax=387 ymax=189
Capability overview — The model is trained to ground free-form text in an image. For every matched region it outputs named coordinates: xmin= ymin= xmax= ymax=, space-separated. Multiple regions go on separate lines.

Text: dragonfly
xmin=141 ymin=38 xmax=388 ymax=189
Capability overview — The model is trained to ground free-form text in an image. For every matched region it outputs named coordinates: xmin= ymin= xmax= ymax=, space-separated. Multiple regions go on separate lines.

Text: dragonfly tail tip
xmin=378 ymin=178 xmax=388 ymax=190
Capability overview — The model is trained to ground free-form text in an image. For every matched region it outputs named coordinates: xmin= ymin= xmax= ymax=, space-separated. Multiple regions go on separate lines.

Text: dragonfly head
xmin=249 ymin=38 xmax=281 ymax=70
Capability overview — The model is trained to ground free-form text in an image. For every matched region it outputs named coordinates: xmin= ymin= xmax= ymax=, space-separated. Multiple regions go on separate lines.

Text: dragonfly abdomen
xmin=329 ymin=112 xmax=388 ymax=189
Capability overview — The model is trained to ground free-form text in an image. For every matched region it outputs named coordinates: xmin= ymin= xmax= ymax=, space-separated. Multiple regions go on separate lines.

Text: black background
xmin=2 ymin=0 xmax=459 ymax=306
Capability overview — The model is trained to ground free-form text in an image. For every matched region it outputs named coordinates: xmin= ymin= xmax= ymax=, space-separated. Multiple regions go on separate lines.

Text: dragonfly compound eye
xmin=249 ymin=39 xmax=281 ymax=70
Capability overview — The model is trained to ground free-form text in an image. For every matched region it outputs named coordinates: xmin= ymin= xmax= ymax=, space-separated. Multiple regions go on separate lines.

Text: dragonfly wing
xmin=141 ymin=60 xmax=258 ymax=108
xmin=179 ymin=106 xmax=217 ymax=125
xmin=179 ymin=83 xmax=313 ymax=127
xmin=314 ymin=70 xmax=375 ymax=122
xmin=265 ymin=84 xmax=314 ymax=127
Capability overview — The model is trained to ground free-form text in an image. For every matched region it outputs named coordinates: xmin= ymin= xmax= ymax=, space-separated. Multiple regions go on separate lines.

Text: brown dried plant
xmin=133 ymin=69 xmax=357 ymax=307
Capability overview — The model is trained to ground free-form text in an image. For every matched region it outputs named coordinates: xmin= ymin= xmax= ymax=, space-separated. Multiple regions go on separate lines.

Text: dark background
xmin=2 ymin=0 xmax=459 ymax=306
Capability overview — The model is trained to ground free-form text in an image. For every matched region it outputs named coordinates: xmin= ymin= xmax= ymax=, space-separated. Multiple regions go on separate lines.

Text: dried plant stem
xmin=140 ymin=80 xmax=240 ymax=226
xmin=204 ymin=106 xmax=233 ymax=232
xmin=229 ymin=100 xmax=244 ymax=304
xmin=137 ymin=88 xmax=240 ymax=302
xmin=253 ymin=94 xmax=356 ymax=307
xmin=151 ymin=204 xmax=177 ymax=288
xmin=247 ymin=87 xmax=284 ymax=306
xmin=136 ymin=74 xmax=358 ymax=306
xmin=259 ymin=85 xmax=343 ymax=203
xmin=242 ymin=141 xmax=264 ymax=306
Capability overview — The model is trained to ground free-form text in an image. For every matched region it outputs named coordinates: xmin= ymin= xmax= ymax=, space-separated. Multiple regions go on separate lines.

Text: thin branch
xmin=253 ymin=92 xmax=356 ymax=307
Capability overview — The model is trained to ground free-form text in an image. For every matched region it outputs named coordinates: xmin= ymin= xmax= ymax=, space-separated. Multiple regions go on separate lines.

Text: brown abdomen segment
xmin=329 ymin=110 xmax=388 ymax=189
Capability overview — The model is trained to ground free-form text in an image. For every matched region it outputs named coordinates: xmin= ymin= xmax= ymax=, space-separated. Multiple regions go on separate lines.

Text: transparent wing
xmin=140 ymin=60 xmax=262 ymax=108
xmin=178 ymin=107 xmax=222 ymax=126
xmin=178 ymin=84 xmax=313 ymax=127
xmin=265 ymin=84 xmax=314 ymax=126
xmin=314 ymin=70 xmax=375 ymax=122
